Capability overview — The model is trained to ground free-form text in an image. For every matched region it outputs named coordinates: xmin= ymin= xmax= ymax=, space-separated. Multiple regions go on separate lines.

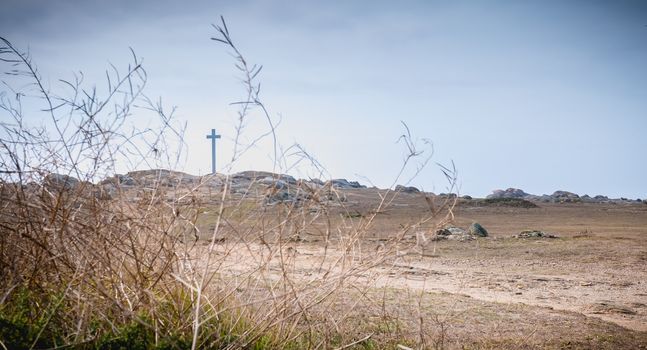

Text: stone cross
xmin=206 ymin=129 xmax=221 ymax=174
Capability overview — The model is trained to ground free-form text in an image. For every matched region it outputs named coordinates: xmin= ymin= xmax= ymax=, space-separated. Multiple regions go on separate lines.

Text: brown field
xmin=190 ymin=186 xmax=647 ymax=349
xmin=4 ymin=175 xmax=646 ymax=349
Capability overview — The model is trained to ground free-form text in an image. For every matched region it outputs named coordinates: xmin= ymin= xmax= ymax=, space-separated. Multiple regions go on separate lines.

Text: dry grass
xmin=0 ymin=20 xmax=457 ymax=349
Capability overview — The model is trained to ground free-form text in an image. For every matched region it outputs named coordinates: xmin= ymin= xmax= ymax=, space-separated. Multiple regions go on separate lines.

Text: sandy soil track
xmin=196 ymin=196 xmax=647 ymax=333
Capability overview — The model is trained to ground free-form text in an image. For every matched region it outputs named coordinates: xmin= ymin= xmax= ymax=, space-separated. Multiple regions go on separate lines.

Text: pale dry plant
xmin=0 ymin=36 xmax=201 ymax=349
xmin=167 ymin=17 xmax=461 ymax=350
xmin=1 ymin=15 xmax=460 ymax=349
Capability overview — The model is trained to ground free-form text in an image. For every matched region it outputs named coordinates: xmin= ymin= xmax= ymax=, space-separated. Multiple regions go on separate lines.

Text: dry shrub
xmin=0 ymin=18 xmax=457 ymax=350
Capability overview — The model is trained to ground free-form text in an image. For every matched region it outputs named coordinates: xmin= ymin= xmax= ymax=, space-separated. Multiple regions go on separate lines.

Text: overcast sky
xmin=1 ymin=0 xmax=646 ymax=197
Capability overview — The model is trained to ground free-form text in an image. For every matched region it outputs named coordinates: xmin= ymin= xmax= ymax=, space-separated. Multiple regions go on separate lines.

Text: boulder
xmin=232 ymin=171 xmax=296 ymax=184
xmin=232 ymin=170 xmax=274 ymax=181
xmin=551 ymin=190 xmax=580 ymax=202
xmin=436 ymin=226 xmax=466 ymax=236
xmin=433 ymin=226 xmax=474 ymax=241
xmin=279 ymin=174 xmax=297 ymax=184
xmin=447 ymin=226 xmax=466 ymax=235
xmin=260 ymin=176 xmax=288 ymax=190
xmin=100 ymin=174 xmax=136 ymax=186
xmin=487 ymin=188 xmax=529 ymax=199
xmin=327 ymin=179 xmax=366 ymax=189
xmin=124 ymin=169 xmax=200 ymax=188
xmin=480 ymin=198 xmax=539 ymax=208
xmin=468 ymin=222 xmax=488 ymax=237
xmin=539 ymin=194 xmax=553 ymax=202
xmin=395 ymin=185 xmax=420 ymax=194
xmin=115 ymin=174 xmax=136 ymax=186
xmin=44 ymin=173 xmax=80 ymax=191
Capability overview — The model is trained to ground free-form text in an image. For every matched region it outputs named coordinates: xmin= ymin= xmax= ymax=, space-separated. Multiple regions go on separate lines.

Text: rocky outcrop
xmin=232 ymin=171 xmax=296 ymax=184
xmin=487 ymin=187 xmax=638 ymax=204
xmin=125 ymin=169 xmax=201 ymax=188
xmin=395 ymin=185 xmax=420 ymax=194
xmin=99 ymin=174 xmax=136 ymax=187
xmin=44 ymin=173 xmax=80 ymax=191
xmin=550 ymin=190 xmax=580 ymax=202
xmin=326 ymin=179 xmax=366 ymax=189
xmin=487 ymin=188 xmax=529 ymax=199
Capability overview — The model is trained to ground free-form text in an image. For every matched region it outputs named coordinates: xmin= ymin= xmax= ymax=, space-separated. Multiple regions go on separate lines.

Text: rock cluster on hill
xmin=326 ymin=179 xmax=366 ymax=189
xmin=395 ymin=185 xmax=420 ymax=193
xmin=487 ymin=188 xmax=529 ymax=199
xmin=16 ymin=170 xmax=644 ymax=206
xmin=487 ymin=188 xmax=640 ymax=204
xmin=44 ymin=173 xmax=80 ymax=191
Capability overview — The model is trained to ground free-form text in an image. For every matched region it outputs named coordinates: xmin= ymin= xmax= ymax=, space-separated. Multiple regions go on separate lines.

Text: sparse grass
xmin=0 ymin=20 xmax=458 ymax=349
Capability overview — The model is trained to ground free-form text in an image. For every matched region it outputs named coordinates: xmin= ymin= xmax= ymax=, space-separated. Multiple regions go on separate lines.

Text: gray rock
xmin=539 ymin=194 xmax=553 ymax=202
xmin=279 ymin=174 xmax=297 ymax=184
xmin=395 ymin=185 xmax=420 ymax=193
xmin=447 ymin=226 xmax=466 ymax=235
xmin=115 ymin=174 xmax=136 ymax=186
xmin=468 ymin=222 xmax=488 ymax=237
xmin=44 ymin=173 xmax=80 ymax=191
xmin=436 ymin=226 xmax=467 ymax=236
xmin=232 ymin=171 xmax=296 ymax=185
xmin=552 ymin=190 xmax=580 ymax=202
xmin=487 ymin=188 xmax=529 ymax=199
xmin=98 ymin=174 xmax=136 ymax=186
xmin=327 ymin=179 xmax=366 ymax=189
xmin=122 ymin=169 xmax=200 ymax=188
xmin=433 ymin=226 xmax=473 ymax=241
xmin=260 ymin=176 xmax=288 ymax=189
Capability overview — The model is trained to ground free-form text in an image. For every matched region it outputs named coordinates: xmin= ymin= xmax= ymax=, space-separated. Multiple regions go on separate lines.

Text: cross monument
xmin=206 ymin=129 xmax=221 ymax=174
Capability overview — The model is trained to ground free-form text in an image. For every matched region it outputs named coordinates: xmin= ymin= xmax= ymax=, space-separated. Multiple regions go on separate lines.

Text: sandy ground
xmin=192 ymin=189 xmax=647 ymax=346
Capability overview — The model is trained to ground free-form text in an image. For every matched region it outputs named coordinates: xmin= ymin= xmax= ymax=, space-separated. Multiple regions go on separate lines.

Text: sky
xmin=1 ymin=0 xmax=646 ymax=198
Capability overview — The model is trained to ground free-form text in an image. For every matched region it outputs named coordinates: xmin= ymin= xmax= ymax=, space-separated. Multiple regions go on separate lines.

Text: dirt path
xmin=377 ymin=253 xmax=647 ymax=332
xmin=195 ymin=239 xmax=647 ymax=333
